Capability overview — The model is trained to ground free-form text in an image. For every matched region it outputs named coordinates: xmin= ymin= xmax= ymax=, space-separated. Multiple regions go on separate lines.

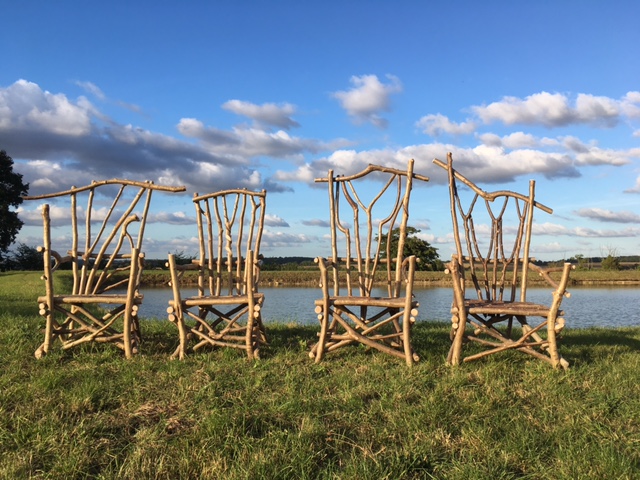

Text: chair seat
xmin=178 ymin=292 xmax=265 ymax=308
xmin=453 ymin=299 xmax=564 ymax=318
xmin=38 ymin=294 xmax=143 ymax=305
xmin=315 ymin=296 xmax=417 ymax=309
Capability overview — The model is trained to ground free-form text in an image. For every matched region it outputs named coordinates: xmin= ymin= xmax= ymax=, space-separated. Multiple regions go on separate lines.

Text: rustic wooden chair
xmin=24 ymin=179 xmax=186 ymax=359
xmin=167 ymin=189 xmax=267 ymax=360
xmin=433 ymin=153 xmax=574 ymax=369
xmin=310 ymin=159 xmax=430 ymax=367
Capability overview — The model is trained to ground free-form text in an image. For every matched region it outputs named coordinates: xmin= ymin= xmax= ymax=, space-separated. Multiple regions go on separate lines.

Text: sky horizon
xmin=2 ymin=1 xmax=639 ymax=261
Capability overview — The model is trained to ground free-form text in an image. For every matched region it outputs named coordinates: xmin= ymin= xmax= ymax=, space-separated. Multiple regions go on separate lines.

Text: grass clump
xmin=0 ymin=272 xmax=639 ymax=479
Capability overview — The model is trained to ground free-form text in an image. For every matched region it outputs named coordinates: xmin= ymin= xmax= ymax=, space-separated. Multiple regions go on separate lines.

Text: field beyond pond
xmin=140 ymin=267 xmax=640 ymax=287
xmin=1 ymin=272 xmax=639 ymax=479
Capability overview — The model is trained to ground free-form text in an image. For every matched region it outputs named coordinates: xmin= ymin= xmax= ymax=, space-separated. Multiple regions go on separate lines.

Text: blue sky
xmin=2 ymin=1 xmax=639 ymax=261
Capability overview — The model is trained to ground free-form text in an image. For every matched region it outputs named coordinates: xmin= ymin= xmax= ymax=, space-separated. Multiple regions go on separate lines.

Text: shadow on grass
xmin=135 ymin=323 xmax=640 ymax=367
xmin=562 ymin=327 xmax=640 ymax=364
xmin=260 ymin=320 xmax=453 ymax=362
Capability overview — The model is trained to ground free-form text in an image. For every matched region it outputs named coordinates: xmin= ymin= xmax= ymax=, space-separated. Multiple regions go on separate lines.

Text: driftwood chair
xmin=167 ymin=189 xmax=267 ymax=360
xmin=24 ymin=179 xmax=186 ymax=359
xmin=310 ymin=159 xmax=430 ymax=367
xmin=433 ymin=153 xmax=573 ymax=369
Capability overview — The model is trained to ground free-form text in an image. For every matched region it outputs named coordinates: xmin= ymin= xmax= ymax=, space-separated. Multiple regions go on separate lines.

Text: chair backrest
xmin=316 ymin=159 xmax=429 ymax=298
xmin=191 ymin=189 xmax=267 ymax=297
xmin=434 ymin=153 xmax=553 ymax=303
xmin=25 ymin=179 xmax=186 ymax=296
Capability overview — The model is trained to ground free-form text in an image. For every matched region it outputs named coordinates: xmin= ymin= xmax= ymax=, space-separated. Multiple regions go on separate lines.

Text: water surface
xmin=137 ymin=285 xmax=639 ymax=329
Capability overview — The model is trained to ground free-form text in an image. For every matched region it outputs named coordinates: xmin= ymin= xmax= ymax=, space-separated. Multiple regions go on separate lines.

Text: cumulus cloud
xmin=478 ymin=132 xmax=539 ymax=149
xmin=147 ymin=211 xmax=194 ymax=225
xmin=471 ymin=91 xmax=634 ymax=128
xmin=416 ymin=91 xmax=640 ymax=146
xmin=261 ymin=230 xmax=315 ymax=250
xmin=416 ymin=113 xmax=477 ymax=137
xmin=533 ymin=222 xmax=640 ymax=238
xmin=624 ymin=176 xmax=640 ymax=194
xmin=620 ymin=91 xmax=640 ymax=118
xmin=574 ymin=208 xmax=640 ymax=223
xmin=332 ymin=74 xmax=402 ymax=128
xmin=273 ymin=148 xmax=417 ymax=184
xmin=177 ymin=118 xmax=350 ymax=162
xmin=277 ymin=142 xmax=585 ymax=187
xmin=222 ymin=100 xmax=300 ymax=130
xmin=0 ymin=79 xmax=93 ymax=136
xmin=265 ymin=214 xmax=290 ymax=227
xmin=301 ymin=219 xmax=331 ymax=227
xmin=0 ymin=79 xmax=349 ymax=196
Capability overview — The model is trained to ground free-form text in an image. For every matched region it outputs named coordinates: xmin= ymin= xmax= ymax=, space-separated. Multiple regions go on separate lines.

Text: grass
xmin=0 ymin=272 xmax=639 ymax=479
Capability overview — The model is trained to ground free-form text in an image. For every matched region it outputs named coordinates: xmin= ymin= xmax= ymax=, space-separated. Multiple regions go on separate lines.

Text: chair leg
xmin=245 ymin=312 xmax=256 ymax=360
xmin=448 ymin=313 xmax=465 ymax=366
xmin=35 ymin=305 xmax=54 ymax=359
xmin=402 ymin=313 xmax=414 ymax=367
xmin=314 ymin=306 xmax=329 ymax=363
xmin=546 ymin=315 xmax=563 ymax=369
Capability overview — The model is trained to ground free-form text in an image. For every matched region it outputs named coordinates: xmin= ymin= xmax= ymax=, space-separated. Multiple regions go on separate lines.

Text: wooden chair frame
xmin=167 ymin=189 xmax=267 ymax=360
xmin=24 ymin=179 xmax=186 ymax=358
xmin=434 ymin=153 xmax=573 ymax=369
xmin=310 ymin=159 xmax=429 ymax=367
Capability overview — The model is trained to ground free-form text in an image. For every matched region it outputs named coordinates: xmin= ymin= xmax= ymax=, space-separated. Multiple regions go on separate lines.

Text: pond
xmin=135 ymin=285 xmax=640 ymax=329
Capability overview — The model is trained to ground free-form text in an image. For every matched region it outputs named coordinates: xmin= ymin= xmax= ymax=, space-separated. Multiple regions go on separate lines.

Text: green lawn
xmin=1 ymin=272 xmax=639 ymax=479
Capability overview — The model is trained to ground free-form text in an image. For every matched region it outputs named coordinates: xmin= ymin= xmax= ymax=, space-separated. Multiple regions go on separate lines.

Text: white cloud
xmin=471 ymin=91 xmax=635 ymax=128
xmin=479 ymin=131 xmax=539 ymax=149
xmin=0 ymin=80 xmax=348 ymax=196
xmin=0 ymin=79 xmax=92 ymax=135
xmin=301 ymin=219 xmax=330 ymax=228
xmin=573 ymin=146 xmax=633 ymax=166
xmin=416 ymin=113 xmax=477 ymax=137
xmin=574 ymin=208 xmax=640 ymax=224
xmin=74 ymin=80 xmax=106 ymax=101
xmin=332 ymin=74 xmax=402 ymax=128
xmin=222 ymin=100 xmax=300 ymax=130
xmin=533 ymin=222 xmax=640 ymax=238
xmin=623 ymin=176 xmax=640 ymax=194
xmin=147 ymin=211 xmax=194 ymax=225
xmin=261 ymin=230 xmax=315 ymax=250
xmin=274 ymin=148 xmax=413 ymax=183
xmin=621 ymin=91 xmax=640 ymax=118
xmin=265 ymin=214 xmax=290 ymax=227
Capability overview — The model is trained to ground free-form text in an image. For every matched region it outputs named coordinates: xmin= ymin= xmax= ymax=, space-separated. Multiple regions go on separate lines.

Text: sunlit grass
xmin=0 ymin=271 xmax=639 ymax=478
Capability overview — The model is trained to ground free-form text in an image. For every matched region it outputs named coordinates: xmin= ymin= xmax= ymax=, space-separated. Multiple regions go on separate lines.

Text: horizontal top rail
xmin=192 ymin=188 xmax=267 ymax=202
xmin=432 ymin=157 xmax=552 ymax=214
xmin=23 ymin=179 xmax=186 ymax=200
xmin=314 ymin=161 xmax=429 ymax=183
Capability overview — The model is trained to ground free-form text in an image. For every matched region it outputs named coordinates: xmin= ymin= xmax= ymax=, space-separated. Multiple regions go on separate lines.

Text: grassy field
xmin=0 ymin=271 xmax=639 ymax=479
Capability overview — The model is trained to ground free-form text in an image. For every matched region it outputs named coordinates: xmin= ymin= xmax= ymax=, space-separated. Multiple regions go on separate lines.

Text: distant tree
xmin=379 ymin=227 xmax=442 ymax=271
xmin=171 ymin=250 xmax=195 ymax=265
xmin=600 ymin=246 xmax=621 ymax=271
xmin=4 ymin=243 xmax=43 ymax=271
xmin=601 ymin=255 xmax=620 ymax=271
xmin=0 ymin=150 xmax=29 ymax=266
xmin=569 ymin=253 xmax=591 ymax=270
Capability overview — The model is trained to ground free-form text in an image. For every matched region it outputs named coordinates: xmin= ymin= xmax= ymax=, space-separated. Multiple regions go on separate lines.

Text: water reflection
xmin=137 ymin=285 xmax=639 ymax=329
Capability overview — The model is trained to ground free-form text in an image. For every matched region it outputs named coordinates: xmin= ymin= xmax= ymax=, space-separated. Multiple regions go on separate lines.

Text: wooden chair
xmin=167 ymin=189 xmax=267 ymax=360
xmin=24 ymin=179 xmax=186 ymax=359
xmin=433 ymin=153 xmax=573 ymax=369
xmin=310 ymin=159 xmax=430 ymax=367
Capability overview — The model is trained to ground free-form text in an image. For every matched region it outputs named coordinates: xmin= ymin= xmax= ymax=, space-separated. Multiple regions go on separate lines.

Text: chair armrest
xmin=37 ymin=246 xmax=73 ymax=272
xmin=529 ymin=262 xmax=574 ymax=297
